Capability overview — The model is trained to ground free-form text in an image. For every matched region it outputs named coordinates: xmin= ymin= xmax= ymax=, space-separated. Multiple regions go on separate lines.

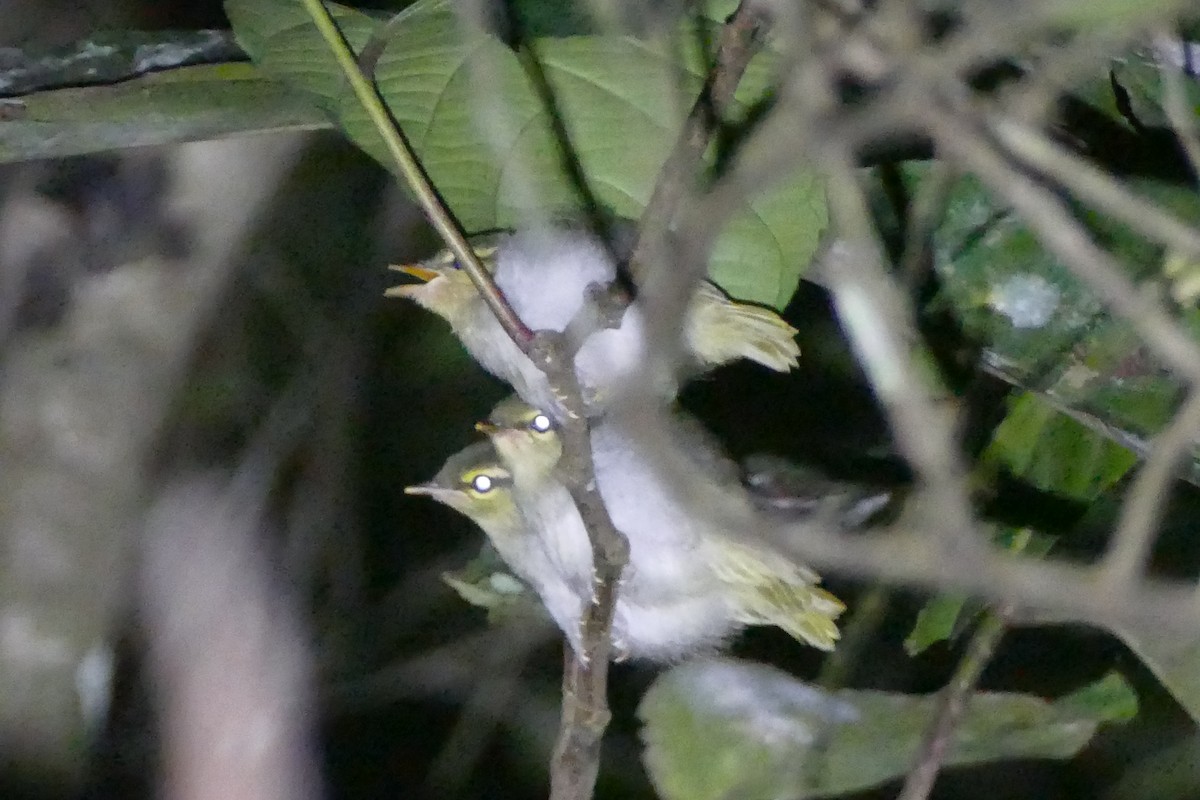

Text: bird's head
xmin=385 ymin=239 xmax=503 ymax=323
xmin=475 ymin=396 xmax=563 ymax=486
xmin=405 ymin=441 xmax=521 ymax=533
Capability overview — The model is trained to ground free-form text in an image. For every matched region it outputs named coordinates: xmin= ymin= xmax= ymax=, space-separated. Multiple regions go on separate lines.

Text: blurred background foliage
xmin=3 ymin=0 xmax=1200 ymax=799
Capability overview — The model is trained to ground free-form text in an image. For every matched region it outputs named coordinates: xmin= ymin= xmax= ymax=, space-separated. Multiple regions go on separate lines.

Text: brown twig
xmin=302 ymin=6 xmax=629 ymax=800
xmin=896 ymin=605 xmax=1012 ymax=800
xmin=627 ymin=0 xmax=770 ymax=281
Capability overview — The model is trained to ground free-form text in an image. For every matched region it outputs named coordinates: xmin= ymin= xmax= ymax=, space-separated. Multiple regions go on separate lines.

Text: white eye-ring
xmin=530 ymin=414 xmax=552 ymax=433
xmin=471 ymin=474 xmax=494 ymax=493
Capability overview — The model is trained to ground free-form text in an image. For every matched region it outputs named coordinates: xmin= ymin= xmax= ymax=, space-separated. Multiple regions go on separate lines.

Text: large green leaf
xmin=225 ymin=0 xmax=826 ymax=308
xmin=640 ymin=658 xmax=1136 ymax=800
xmin=0 ymin=62 xmax=321 ymax=165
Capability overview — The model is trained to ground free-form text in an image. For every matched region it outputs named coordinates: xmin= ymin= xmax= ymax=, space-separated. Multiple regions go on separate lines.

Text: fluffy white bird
xmin=476 ymin=397 xmax=846 ymax=657
xmin=387 ymin=226 xmax=800 ymax=417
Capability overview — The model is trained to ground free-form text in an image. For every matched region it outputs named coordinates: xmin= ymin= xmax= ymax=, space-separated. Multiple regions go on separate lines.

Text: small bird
xmin=475 ymin=396 xmax=846 ymax=655
xmin=386 ymin=227 xmax=800 ymax=416
xmin=407 ymin=437 xmax=747 ymax=661
xmin=404 ymin=441 xmax=588 ymax=651
xmin=741 ymin=454 xmax=894 ymax=528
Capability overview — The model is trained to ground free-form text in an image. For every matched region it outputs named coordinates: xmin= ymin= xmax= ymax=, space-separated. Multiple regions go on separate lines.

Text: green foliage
xmin=639 ymin=658 xmax=1136 ymax=800
xmin=225 ymin=0 xmax=827 ymax=309
xmin=905 ymin=592 xmax=973 ymax=656
xmin=986 ymin=392 xmax=1137 ymax=500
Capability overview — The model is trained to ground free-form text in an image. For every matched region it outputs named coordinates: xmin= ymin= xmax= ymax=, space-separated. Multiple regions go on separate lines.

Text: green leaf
xmin=904 ymin=593 xmax=971 ymax=656
xmin=225 ymin=0 xmax=826 ymax=309
xmin=639 ymin=658 xmax=1136 ymax=800
xmin=932 ymin=168 xmax=1200 ymax=483
xmin=441 ymin=544 xmax=547 ymax=623
xmin=0 ymin=62 xmax=321 ymax=165
xmin=984 ymin=392 xmax=1136 ymax=501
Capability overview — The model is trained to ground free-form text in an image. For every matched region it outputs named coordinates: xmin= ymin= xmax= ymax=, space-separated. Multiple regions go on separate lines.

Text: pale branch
xmin=896 ymin=605 xmax=1013 ymax=800
xmin=1157 ymin=32 xmax=1200 ymax=187
xmin=987 ymin=116 xmax=1200 ymax=259
xmin=1100 ymin=390 xmax=1200 ymax=590
xmin=820 ymin=153 xmax=989 ymax=564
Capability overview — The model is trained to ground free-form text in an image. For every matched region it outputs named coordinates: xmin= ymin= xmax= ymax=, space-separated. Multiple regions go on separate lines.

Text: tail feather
xmin=687 ymin=282 xmax=801 ymax=372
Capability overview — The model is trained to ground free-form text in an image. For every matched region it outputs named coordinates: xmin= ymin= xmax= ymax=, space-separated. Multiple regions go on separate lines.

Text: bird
xmin=404 ymin=441 xmax=589 ymax=653
xmin=408 ymin=438 xmax=729 ymax=657
xmin=386 ymin=226 xmax=800 ymax=416
xmin=474 ymin=396 xmax=846 ymax=655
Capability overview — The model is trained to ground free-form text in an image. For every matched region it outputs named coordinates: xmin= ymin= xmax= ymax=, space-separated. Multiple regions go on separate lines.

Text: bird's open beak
xmin=389 ymin=263 xmax=440 ymax=282
xmin=384 ymin=264 xmax=440 ymax=298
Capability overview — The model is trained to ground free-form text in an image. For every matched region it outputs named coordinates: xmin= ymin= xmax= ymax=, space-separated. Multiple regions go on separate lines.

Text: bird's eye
xmin=529 ymin=413 xmax=553 ymax=433
xmin=471 ymin=474 xmax=494 ymax=494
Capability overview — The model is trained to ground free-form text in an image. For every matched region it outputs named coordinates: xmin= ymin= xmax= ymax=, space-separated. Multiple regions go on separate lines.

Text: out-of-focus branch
xmin=300 ymin=6 xmax=629 ymax=800
xmin=0 ymin=136 xmax=300 ymax=784
xmin=820 ymin=153 xmax=987 ymax=562
xmin=986 ymin=117 xmax=1200 ymax=259
xmin=140 ymin=477 xmax=321 ymax=800
xmin=628 ymin=0 xmax=770 ymax=280
xmin=1100 ymin=390 xmax=1200 ymax=589
xmin=897 ymin=605 xmax=1012 ymax=800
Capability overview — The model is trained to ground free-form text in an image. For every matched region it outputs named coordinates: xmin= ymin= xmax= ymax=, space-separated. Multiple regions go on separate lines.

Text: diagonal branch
xmin=1100 ymin=389 xmax=1200 ymax=590
xmin=299 ymin=6 xmax=629 ymax=800
xmin=628 ymin=0 xmax=770 ymax=281
xmin=301 ymin=0 xmax=532 ymax=344
xmin=896 ymin=604 xmax=1013 ymax=800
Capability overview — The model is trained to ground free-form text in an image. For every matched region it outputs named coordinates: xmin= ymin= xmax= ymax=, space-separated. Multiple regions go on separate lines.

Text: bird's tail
xmin=687 ymin=283 xmax=801 ymax=373
xmin=715 ymin=542 xmax=845 ymax=650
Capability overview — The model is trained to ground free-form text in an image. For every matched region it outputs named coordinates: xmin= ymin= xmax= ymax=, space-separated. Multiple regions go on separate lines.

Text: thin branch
xmin=628 ymin=0 xmax=770 ymax=281
xmin=820 ymin=152 xmax=989 ymax=563
xmin=300 ymin=0 xmax=532 ymax=344
xmin=987 ymin=116 xmax=1200 ymax=260
xmin=896 ymin=605 xmax=1012 ymax=800
xmin=1157 ymin=32 xmax=1200 ymax=187
xmin=301 ymin=7 xmax=630 ymax=800
xmin=1100 ymin=389 xmax=1200 ymax=589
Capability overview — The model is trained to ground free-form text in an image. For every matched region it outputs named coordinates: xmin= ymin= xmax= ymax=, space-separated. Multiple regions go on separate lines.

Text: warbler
xmin=404 ymin=441 xmax=588 ymax=652
xmin=386 ymin=227 xmax=800 ymax=416
xmin=407 ymin=439 xmax=736 ymax=659
xmin=475 ymin=397 xmax=846 ymax=654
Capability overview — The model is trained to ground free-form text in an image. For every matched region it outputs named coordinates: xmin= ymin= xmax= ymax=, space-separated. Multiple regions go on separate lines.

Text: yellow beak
xmin=388 ymin=263 xmax=440 ymax=283
xmin=474 ymin=421 xmax=500 ymax=434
